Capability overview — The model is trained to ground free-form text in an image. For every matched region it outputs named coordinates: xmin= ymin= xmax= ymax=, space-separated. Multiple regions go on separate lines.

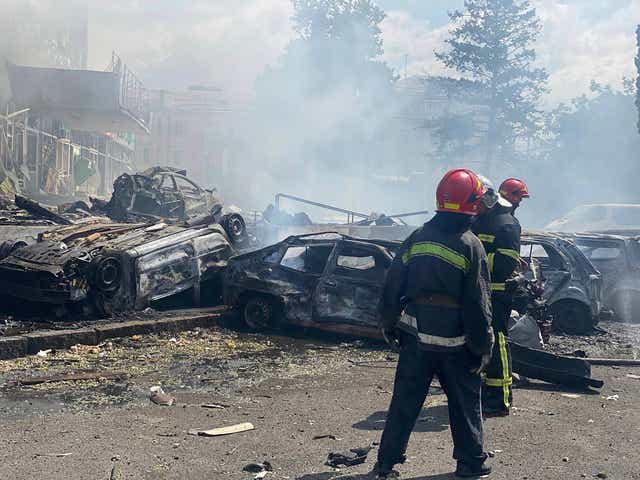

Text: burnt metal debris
xmin=0 ymin=220 xmax=244 ymax=318
xmin=96 ymin=166 xmax=221 ymax=222
xmin=0 ymin=166 xmax=251 ymax=318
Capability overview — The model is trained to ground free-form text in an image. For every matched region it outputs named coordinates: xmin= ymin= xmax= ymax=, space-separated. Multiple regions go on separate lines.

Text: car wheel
xmin=611 ymin=290 xmax=640 ymax=324
xmin=243 ymin=296 xmax=278 ymax=331
xmin=222 ymin=213 xmax=247 ymax=244
xmin=550 ymin=300 xmax=593 ymax=334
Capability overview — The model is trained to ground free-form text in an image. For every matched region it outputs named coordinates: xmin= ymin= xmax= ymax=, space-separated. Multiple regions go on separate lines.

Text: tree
xmin=253 ymin=0 xmax=395 ymax=183
xmin=436 ymin=0 xmax=548 ymax=174
xmin=635 ymin=25 xmax=640 ymax=134
xmin=522 ymin=81 xmax=640 ymax=227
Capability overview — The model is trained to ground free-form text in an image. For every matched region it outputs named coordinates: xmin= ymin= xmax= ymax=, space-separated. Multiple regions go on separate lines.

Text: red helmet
xmin=499 ymin=178 xmax=530 ymax=205
xmin=436 ymin=169 xmax=486 ymax=216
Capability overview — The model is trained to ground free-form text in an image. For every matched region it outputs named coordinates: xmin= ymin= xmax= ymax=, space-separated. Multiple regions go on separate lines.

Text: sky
xmin=85 ymin=0 xmax=640 ymax=105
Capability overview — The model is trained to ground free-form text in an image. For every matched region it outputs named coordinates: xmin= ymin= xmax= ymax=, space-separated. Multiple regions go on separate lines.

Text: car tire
xmin=550 ymin=300 xmax=593 ymax=334
xmin=243 ymin=296 xmax=279 ymax=331
xmin=610 ymin=290 xmax=640 ymax=324
xmin=221 ymin=214 xmax=247 ymax=244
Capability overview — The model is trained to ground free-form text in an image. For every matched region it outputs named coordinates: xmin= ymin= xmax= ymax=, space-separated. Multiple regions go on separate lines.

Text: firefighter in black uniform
xmin=375 ymin=168 xmax=495 ymax=479
xmin=472 ymin=177 xmax=523 ymax=417
xmin=499 ymin=178 xmax=530 ymax=216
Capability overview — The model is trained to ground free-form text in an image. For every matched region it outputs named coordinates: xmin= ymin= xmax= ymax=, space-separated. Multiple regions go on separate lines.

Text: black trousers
xmin=378 ymin=334 xmax=486 ymax=469
xmin=482 ymin=299 xmax=513 ymax=413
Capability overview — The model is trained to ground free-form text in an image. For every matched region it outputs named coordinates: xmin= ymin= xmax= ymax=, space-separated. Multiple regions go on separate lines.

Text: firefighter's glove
xmin=506 ymin=274 xmax=526 ymax=295
xmin=471 ymin=354 xmax=491 ymax=375
xmin=382 ymin=327 xmax=401 ymax=352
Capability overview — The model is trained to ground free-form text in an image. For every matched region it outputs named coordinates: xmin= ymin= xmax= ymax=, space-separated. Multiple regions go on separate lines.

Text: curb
xmin=0 ymin=308 xmax=227 ymax=360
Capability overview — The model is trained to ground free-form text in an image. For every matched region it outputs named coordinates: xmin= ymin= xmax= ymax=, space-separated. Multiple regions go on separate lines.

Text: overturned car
xmin=0 ymin=219 xmax=245 ymax=318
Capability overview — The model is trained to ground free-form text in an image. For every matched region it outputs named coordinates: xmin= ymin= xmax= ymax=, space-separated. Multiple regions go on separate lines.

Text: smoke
xmin=2 ymin=0 xmax=639 ymax=229
xmin=0 ymin=0 xmax=88 ymax=100
xmin=86 ymin=0 xmax=293 ymax=98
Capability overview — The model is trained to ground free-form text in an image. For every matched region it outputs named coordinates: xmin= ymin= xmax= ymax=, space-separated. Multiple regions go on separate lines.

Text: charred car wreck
xmin=224 ymin=232 xmax=603 ymax=389
xmin=0 ymin=219 xmax=245 ymax=317
xmin=520 ymin=232 xmax=606 ymax=334
xmin=95 ymin=166 xmax=221 ymax=222
xmin=561 ymin=233 xmax=640 ymax=323
xmin=224 ymin=232 xmax=400 ymax=335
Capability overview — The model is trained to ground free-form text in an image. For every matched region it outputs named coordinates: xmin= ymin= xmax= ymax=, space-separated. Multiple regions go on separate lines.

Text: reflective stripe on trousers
xmin=399 ymin=312 xmax=466 ymax=348
xmin=484 ymin=332 xmax=511 ymax=407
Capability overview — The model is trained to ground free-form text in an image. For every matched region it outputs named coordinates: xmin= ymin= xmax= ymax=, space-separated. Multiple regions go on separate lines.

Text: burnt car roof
xmin=282 ymin=231 xmax=402 ymax=248
xmin=556 ymin=232 xmax=636 ymax=242
xmin=228 ymin=231 xmax=401 ymax=263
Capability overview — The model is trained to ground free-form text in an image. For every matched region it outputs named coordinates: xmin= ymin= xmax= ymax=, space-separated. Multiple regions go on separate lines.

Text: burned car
xmin=0 ymin=219 xmax=244 ymax=317
xmin=521 ymin=232 xmax=604 ymax=334
xmin=224 ymin=231 xmax=603 ymax=390
xmin=562 ymin=233 xmax=640 ymax=323
xmin=223 ymin=233 xmax=400 ymax=335
xmin=97 ymin=166 xmax=220 ymax=221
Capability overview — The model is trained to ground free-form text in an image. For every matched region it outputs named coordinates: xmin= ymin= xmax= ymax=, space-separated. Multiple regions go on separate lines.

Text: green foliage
xmin=435 ymin=0 xmax=548 ymax=170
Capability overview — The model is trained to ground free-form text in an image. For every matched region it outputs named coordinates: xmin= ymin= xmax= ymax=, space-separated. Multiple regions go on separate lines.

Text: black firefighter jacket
xmin=472 ymin=205 xmax=521 ymax=304
xmin=379 ymin=218 xmax=494 ymax=357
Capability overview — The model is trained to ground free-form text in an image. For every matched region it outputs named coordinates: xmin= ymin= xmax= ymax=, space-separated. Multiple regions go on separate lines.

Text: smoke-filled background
xmin=2 ymin=0 xmax=639 ymax=227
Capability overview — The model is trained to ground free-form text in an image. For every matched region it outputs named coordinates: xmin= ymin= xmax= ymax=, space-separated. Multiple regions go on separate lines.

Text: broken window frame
xmin=326 ymin=239 xmax=393 ymax=283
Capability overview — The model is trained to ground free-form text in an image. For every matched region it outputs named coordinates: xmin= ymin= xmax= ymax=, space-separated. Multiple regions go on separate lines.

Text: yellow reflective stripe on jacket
xmin=496 ymin=248 xmax=520 ymax=261
xmin=487 ymin=253 xmax=495 ymax=273
xmin=478 ymin=234 xmax=495 ymax=244
xmin=402 ymin=242 xmax=470 ymax=273
xmin=491 ymin=283 xmax=506 ymax=291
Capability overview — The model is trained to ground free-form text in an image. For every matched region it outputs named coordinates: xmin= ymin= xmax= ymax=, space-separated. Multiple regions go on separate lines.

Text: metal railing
xmin=274 ymin=193 xmax=429 ymax=225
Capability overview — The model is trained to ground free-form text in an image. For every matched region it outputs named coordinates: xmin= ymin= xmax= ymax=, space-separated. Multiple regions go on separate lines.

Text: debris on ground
xmin=16 ymin=371 xmax=126 ymax=386
xmin=188 ymin=422 xmax=255 ymax=437
xmin=560 ymin=393 xmax=581 ymax=399
xmin=110 ymin=463 xmax=122 ymax=480
xmin=243 ymin=461 xmax=274 ymax=474
xmin=149 ymin=386 xmax=175 ymax=406
xmin=201 ymin=403 xmax=230 ymax=409
xmin=510 ymin=342 xmax=604 ymax=390
xmin=313 ymin=434 xmax=341 ymax=441
xmin=325 ymin=445 xmax=374 ymax=468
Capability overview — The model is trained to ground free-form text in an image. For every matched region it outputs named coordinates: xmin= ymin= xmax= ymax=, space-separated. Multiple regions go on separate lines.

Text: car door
xmin=265 ymin=242 xmax=336 ymax=324
xmin=156 ymin=174 xmax=185 ymax=218
xmin=520 ymin=239 xmax=572 ymax=300
xmin=313 ymin=239 xmax=392 ymax=328
xmin=174 ymin=175 xmax=208 ymax=217
xmin=573 ymin=238 xmax=628 ymax=299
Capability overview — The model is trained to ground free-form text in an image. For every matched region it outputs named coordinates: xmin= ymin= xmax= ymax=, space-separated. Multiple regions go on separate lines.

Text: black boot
xmin=372 ymin=462 xmax=400 ymax=479
xmin=455 ymin=460 xmax=491 ymax=478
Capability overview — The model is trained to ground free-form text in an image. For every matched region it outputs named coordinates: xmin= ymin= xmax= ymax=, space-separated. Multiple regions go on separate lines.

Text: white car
xmin=545 ymin=204 xmax=640 ymax=234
